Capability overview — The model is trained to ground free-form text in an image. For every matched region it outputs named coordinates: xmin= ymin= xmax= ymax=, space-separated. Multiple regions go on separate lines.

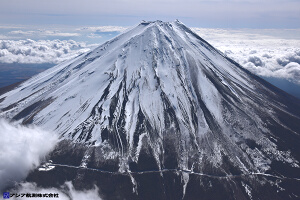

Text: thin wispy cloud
xmin=87 ymin=33 xmax=103 ymax=39
xmin=0 ymin=35 xmax=21 ymax=40
xmin=9 ymin=30 xmax=81 ymax=37
xmin=0 ymin=24 xmax=127 ymax=43
xmin=77 ymin=26 xmax=128 ymax=33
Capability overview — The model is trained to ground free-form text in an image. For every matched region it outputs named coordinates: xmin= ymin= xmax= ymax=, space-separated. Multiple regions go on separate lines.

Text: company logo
xmin=3 ymin=192 xmax=10 ymax=199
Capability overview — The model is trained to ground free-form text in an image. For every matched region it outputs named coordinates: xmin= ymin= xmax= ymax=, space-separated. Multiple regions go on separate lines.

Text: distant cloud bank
xmin=76 ymin=26 xmax=128 ymax=33
xmin=0 ymin=25 xmax=129 ymax=64
xmin=0 ymin=26 xmax=299 ymax=85
xmin=192 ymin=28 xmax=300 ymax=85
xmin=0 ymin=39 xmax=97 ymax=64
xmin=9 ymin=30 xmax=81 ymax=37
xmin=0 ymin=25 xmax=128 ymax=41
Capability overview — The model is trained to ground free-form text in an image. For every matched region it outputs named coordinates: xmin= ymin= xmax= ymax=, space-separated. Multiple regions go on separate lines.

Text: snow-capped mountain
xmin=1 ymin=20 xmax=300 ymax=199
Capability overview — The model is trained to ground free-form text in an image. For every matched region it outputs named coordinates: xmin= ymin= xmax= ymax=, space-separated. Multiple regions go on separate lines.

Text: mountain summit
xmin=1 ymin=21 xmax=300 ymax=199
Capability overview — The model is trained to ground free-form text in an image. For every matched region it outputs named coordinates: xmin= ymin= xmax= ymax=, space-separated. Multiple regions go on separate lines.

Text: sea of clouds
xmin=0 ymin=39 xmax=96 ymax=64
xmin=0 ymin=25 xmax=128 ymax=65
xmin=0 ymin=26 xmax=299 ymax=86
xmin=192 ymin=28 xmax=300 ymax=85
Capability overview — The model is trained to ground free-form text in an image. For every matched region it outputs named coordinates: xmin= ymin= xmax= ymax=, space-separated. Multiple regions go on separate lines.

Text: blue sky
xmin=1 ymin=0 xmax=300 ymax=28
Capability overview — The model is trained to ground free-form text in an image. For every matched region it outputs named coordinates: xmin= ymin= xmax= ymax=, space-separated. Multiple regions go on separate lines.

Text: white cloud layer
xmin=0 ymin=27 xmax=300 ymax=85
xmin=9 ymin=30 xmax=80 ymax=37
xmin=0 ymin=39 xmax=97 ymax=64
xmin=77 ymin=26 xmax=128 ymax=33
xmin=0 ymin=119 xmax=59 ymax=192
xmin=0 ymin=25 xmax=127 ymax=41
xmin=11 ymin=181 xmax=102 ymax=200
xmin=193 ymin=28 xmax=300 ymax=84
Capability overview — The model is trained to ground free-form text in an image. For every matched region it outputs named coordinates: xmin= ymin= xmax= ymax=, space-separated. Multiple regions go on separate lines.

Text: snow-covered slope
xmin=1 ymin=20 xmax=300 ymax=199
